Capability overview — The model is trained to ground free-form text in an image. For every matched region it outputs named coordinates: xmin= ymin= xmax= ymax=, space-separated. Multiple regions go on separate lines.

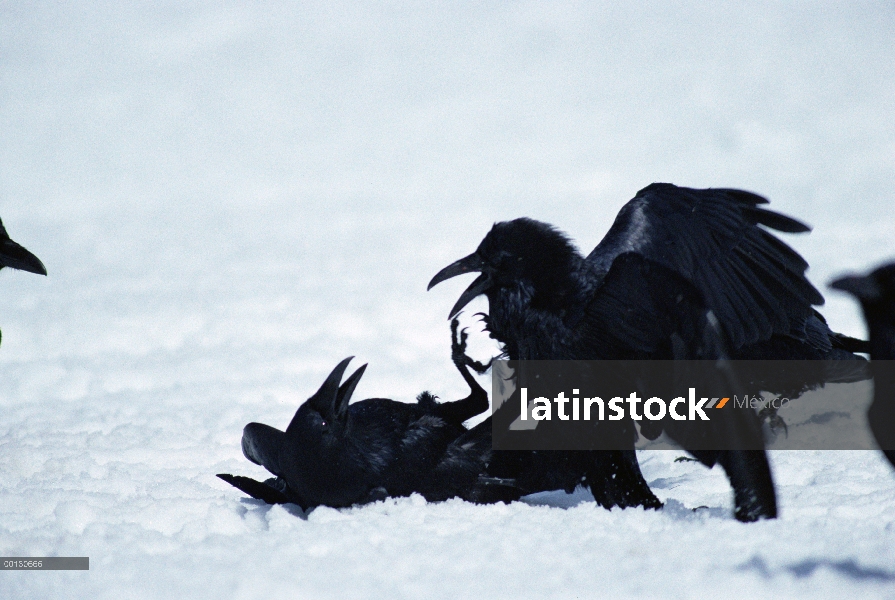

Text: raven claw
xmin=450 ymin=318 xmax=496 ymax=374
xmin=758 ymin=404 xmax=789 ymax=438
xmin=466 ymin=356 xmax=495 ymax=375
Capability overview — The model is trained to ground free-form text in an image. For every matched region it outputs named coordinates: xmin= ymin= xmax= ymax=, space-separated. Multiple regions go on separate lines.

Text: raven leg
xmin=586 ymin=450 xmax=663 ymax=510
xmin=716 ymin=450 xmax=777 ymax=522
xmin=869 ymin=363 xmax=895 ymax=469
xmin=428 ymin=319 xmax=490 ymax=425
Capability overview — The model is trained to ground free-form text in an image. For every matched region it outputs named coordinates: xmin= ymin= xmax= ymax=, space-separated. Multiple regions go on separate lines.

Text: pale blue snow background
xmin=2 ymin=2 xmax=895 ymax=598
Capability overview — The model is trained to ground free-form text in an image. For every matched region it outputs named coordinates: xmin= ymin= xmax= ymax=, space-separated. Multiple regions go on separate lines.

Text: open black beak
xmin=830 ymin=274 xmax=881 ymax=302
xmin=428 ymin=253 xmax=492 ymax=319
xmin=304 ymin=356 xmax=355 ymax=424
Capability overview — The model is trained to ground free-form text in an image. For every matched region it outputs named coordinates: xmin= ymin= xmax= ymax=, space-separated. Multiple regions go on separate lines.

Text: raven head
xmin=286 ymin=356 xmax=367 ymax=445
xmin=831 ymin=262 xmax=895 ymax=324
xmin=428 ymin=218 xmax=582 ymax=319
xmin=278 ymin=356 xmax=370 ymax=508
xmin=0 ymin=218 xmax=47 ymax=275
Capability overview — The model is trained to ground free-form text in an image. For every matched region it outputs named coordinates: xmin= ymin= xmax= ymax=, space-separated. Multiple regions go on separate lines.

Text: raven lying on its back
xmin=429 ymin=183 xmax=867 ymax=521
xmin=831 ymin=262 xmax=895 ymax=468
xmin=218 ymin=320 xmax=515 ymax=510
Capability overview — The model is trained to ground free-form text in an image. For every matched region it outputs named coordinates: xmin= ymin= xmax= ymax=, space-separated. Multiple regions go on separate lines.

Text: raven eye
xmin=492 ymin=250 xmax=514 ymax=268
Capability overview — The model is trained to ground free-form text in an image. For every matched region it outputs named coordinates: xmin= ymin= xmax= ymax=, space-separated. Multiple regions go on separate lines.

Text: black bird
xmin=831 ymin=262 xmax=895 ymax=467
xmin=0 ymin=217 xmax=46 ymax=276
xmin=429 ymin=183 xmax=867 ymax=521
xmin=218 ymin=320 xmax=514 ymax=509
xmin=1 ymin=216 xmax=46 ymax=347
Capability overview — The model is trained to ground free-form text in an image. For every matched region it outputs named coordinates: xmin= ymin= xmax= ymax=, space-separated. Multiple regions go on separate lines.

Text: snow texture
xmin=2 ymin=2 xmax=895 ymax=598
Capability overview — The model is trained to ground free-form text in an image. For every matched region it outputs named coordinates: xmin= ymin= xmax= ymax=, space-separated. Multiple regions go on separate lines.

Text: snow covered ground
xmin=2 ymin=2 xmax=895 ymax=598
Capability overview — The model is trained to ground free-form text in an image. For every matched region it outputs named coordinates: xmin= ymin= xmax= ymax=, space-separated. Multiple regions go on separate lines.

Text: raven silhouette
xmin=1 ymin=217 xmax=46 ymax=347
xmin=218 ymin=320 xmax=518 ymax=509
xmin=429 ymin=183 xmax=867 ymax=521
xmin=0 ymin=218 xmax=46 ymax=276
xmin=831 ymin=262 xmax=895 ymax=468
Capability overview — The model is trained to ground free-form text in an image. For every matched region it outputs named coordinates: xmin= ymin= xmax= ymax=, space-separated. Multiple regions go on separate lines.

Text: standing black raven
xmin=429 ymin=183 xmax=866 ymax=521
xmin=831 ymin=262 xmax=895 ymax=468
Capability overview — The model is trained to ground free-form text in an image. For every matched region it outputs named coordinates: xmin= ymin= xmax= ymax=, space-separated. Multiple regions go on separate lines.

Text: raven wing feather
xmin=578 ymin=252 xmax=720 ymax=358
xmin=586 ymin=183 xmax=821 ymax=349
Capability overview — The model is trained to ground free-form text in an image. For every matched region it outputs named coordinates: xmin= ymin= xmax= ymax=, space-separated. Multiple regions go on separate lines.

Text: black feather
xmin=831 ymin=261 xmax=895 ymax=468
xmin=221 ymin=320 xmax=509 ymax=510
xmin=429 ymin=182 xmax=869 ymax=521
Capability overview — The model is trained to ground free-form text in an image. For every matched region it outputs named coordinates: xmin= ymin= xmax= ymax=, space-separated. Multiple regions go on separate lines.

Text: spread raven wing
xmin=586 ymin=183 xmax=821 ymax=350
xmin=578 ymin=252 xmax=723 ymax=359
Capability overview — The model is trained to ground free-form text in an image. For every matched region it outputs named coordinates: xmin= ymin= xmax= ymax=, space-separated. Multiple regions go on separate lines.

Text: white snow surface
xmin=2 ymin=2 xmax=895 ymax=598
